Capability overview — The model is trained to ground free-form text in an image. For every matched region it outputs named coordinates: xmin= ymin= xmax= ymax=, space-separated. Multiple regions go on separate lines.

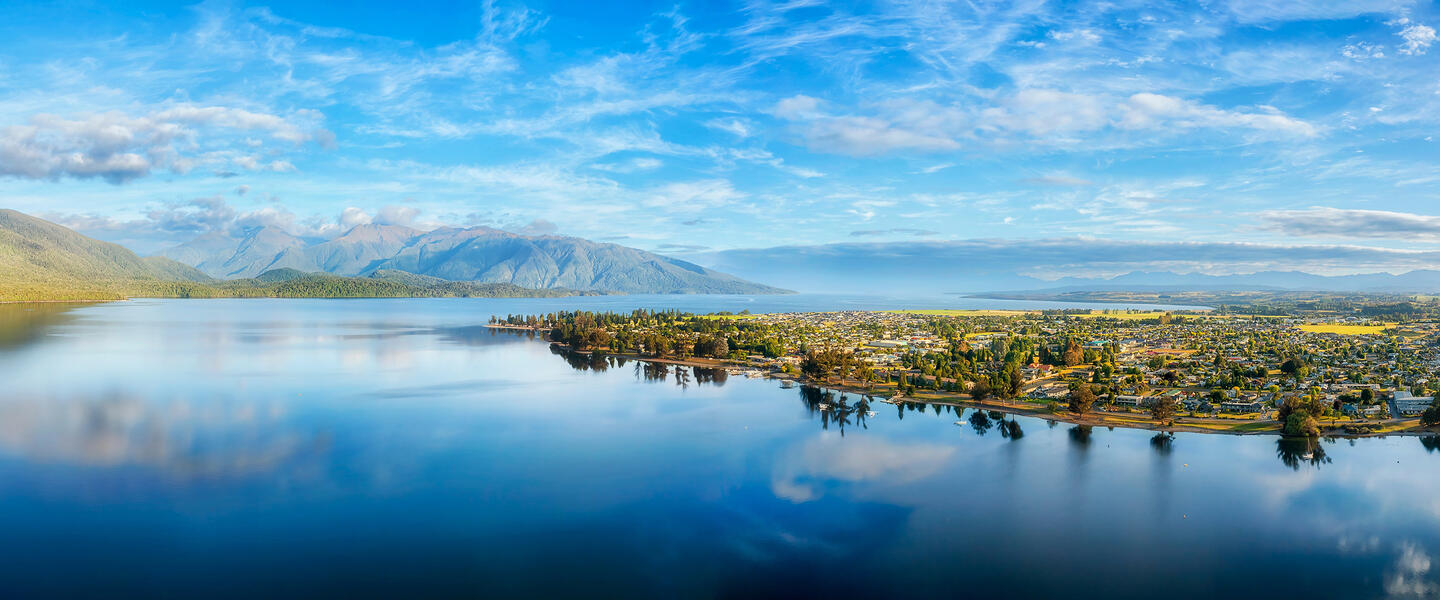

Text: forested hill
xmin=199 ymin=269 xmax=604 ymax=299
xmin=0 ymin=210 xmax=604 ymax=301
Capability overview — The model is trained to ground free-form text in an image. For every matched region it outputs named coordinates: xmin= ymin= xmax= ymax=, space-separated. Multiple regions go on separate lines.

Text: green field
xmin=1297 ymin=323 xmax=1392 ymax=335
xmin=887 ymin=309 xmax=1036 ymax=317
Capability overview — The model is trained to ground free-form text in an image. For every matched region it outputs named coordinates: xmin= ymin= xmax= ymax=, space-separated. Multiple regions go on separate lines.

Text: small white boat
xmin=818 ymin=403 xmax=832 ymax=410
xmin=866 ymin=411 xmax=877 ymax=417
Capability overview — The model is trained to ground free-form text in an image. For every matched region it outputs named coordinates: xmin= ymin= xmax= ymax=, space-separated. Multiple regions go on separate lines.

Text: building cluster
xmin=731 ymin=310 xmax=1440 ymax=419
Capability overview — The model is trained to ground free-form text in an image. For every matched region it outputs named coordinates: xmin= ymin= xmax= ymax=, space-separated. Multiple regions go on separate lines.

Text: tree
xmin=1150 ymin=395 xmax=1178 ymax=426
xmin=1069 ymin=383 xmax=1096 ymax=417
xmin=971 ymin=379 xmax=992 ymax=401
xmin=1422 ymin=397 xmax=1440 ymax=427
xmin=1003 ymin=362 xmax=1024 ymax=399
xmin=1277 ymin=396 xmax=1320 ymax=437
xmin=1062 ymin=339 xmax=1084 ymax=367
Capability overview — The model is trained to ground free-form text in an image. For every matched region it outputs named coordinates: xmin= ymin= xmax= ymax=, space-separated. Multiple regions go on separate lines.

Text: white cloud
xmin=1397 ymin=22 xmax=1437 ymax=55
xmin=1118 ymin=93 xmax=1319 ymax=137
xmin=983 ymin=89 xmax=1107 ymax=136
xmin=1342 ymin=41 xmax=1386 ymax=59
xmin=772 ymin=95 xmax=825 ymax=120
xmin=373 ymin=205 xmax=421 ymax=227
xmin=1259 ymin=207 xmax=1440 ymax=239
xmin=0 ymin=105 xmax=321 ymax=183
xmin=1047 ymin=29 xmax=1101 ymax=44
xmin=645 ymin=179 xmax=746 ymax=210
xmin=796 ymin=115 xmax=961 ymax=155
xmin=704 ymin=117 xmax=754 ymax=138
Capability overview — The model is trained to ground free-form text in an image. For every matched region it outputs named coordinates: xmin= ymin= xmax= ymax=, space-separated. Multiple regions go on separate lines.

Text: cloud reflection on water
xmin=0 ymin=394 xmax=329 ymax=482
xmin=770 ymin=435 xmax=956 ymax=503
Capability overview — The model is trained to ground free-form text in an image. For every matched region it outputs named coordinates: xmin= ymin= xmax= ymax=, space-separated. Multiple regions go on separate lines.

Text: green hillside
xmin=0 ymin=210 xmax=605 ymax=301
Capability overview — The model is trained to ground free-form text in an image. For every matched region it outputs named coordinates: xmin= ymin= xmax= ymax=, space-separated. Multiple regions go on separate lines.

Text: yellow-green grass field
xmin=1297 ymin=323 xmax=1393 ymax=335
xmin=886 ymin=309 xmax=1035 ymax=317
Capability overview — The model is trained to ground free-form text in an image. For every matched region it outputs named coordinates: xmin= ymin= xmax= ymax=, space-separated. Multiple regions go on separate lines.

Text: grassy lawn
xmin=1076 ymin=311 xmax=1171 ymax=320
xmin=1228 ymin=421 xmax=1280 ymax=432
xmin=1297 ymin=323 xmax=1393 ymax=335
xmin=887 ymin=309 xmax=1035 ymax=317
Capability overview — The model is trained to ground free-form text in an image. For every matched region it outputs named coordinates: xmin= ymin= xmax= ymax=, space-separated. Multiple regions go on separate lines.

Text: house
xmin=1391 ymin=391 xmax=1432 ymax=417
xmin=1220 ymin=399 xmax=1265 ymax=413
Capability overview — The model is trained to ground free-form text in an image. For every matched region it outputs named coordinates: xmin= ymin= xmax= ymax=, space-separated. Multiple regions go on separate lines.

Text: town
xmin=492 ymin=305 xmax=1440 ymax=438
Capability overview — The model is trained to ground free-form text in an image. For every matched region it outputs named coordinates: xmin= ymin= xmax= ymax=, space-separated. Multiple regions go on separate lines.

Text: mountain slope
xmin=0 ymin=209 xmax=198 ymax=282
xmin=0 ymin=210 xmax=615 ymax=301
xmin=0 ymin=209 xmax=219 ymax=300
xmin=362 ymin=227 xmax=786 ymax=294
xmin=163 ymin=224 xmax=789 ymax=294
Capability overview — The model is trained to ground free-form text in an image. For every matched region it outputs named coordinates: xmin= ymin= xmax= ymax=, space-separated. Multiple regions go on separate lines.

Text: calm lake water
xmin=0 ymin=296 xmax=1437 ymax=599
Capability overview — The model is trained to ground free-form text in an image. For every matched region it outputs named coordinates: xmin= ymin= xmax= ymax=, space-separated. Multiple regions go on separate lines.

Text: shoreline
xmin=527 ymin=337 xmax=1433 ymax=440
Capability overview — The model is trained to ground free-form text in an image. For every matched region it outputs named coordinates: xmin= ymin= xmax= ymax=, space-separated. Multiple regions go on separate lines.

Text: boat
xmin=818 ymin=403 xmax=831 ymax=410
xmin=866 ymin=411 xmax=877 ymax=417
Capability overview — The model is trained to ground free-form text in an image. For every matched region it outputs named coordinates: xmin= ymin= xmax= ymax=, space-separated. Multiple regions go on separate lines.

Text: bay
xmin=0 ymin=297 xmax=1434 ymax=599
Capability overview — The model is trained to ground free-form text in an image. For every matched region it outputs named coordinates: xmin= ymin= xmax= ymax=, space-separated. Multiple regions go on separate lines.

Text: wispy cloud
xmin=0 ymin=0 xmax=1437 ymax=272
xmin=1259 ymin=207 xmax=1440 ymax=239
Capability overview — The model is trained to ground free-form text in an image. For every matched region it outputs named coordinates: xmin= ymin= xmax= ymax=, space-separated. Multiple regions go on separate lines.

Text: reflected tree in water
xmin=797 ymin=386 xmax=865 ymax=435
xmin=1422 ymin=436 xmax=1440 ymax=453
xmin=692 ymin=367 xmax=727 ymax=387
xmin=1068 ymin=425 xmax=1093 ymax=448
xmin=1150 ymin=432 xmax=1175 ymax=456
xmin=969 ymin=410 xmax=993 ymax=436
xmin=1276 ymin=437 xmax=1332 ymax=470
xmin=999 ymin=416 xmax=1024 ymax=440
xmin=547 ymin=345 xmax=611 ymax=372
xmin=640 ymin=361 xmax=670 ymax=382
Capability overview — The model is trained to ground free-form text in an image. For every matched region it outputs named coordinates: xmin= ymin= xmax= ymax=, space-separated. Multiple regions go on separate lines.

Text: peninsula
xmin=494 ymin=304 xmax=1440 ymax=439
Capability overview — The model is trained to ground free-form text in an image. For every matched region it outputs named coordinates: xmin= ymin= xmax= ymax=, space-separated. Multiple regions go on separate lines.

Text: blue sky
xmin=2 ymin=0 xmax=1439 ymax=281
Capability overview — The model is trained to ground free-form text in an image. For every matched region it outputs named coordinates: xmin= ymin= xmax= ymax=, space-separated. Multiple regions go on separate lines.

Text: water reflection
xmin=1150 ymin=432 xmax=1175 ymax=455
xmin=1421 ymin=436 xmax=1440 ymax=453
xmin=0 ymin=303 xmax=84 ymax=351
xmin=1 ymin=298 xmax=1438 ymax=598
xmin=0 ymin=394 xmax=329 ymax=481
xmin=969 ymin=409 xmax=993 ymax=436
xmin=797 ymin=386 xmax=874 ymax=435
xmin=1276 ymin=437 xmax=1332 ymax=470
xmin=1385 ymin=542 xmax=1440 ymax=597
xmin=999 ymin=416 xmax=1024 ymax=440
xmin=434 ymin=324 xmax=538 ymax=347
xmin=770 ymin=435 xmax=956 ymax=503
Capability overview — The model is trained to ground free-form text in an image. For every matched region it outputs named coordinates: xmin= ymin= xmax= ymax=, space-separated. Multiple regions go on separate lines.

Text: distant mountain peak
xmin=157 ymin=222 xmax=789 ymax=294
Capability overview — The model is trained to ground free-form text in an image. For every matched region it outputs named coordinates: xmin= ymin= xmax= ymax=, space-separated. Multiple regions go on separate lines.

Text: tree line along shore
xmin=490 ymin=305 xmax=1440 ymax=439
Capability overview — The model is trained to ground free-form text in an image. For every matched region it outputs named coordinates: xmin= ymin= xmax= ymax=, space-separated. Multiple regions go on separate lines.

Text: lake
xmin=0 ymin=297 xmax=1436 ymax=598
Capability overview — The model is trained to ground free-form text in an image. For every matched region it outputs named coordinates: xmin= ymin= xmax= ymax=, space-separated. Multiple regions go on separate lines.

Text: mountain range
xmin=159 ymin=224 xmax=788 ymax=294
xmin=1009 ymin=270 xmax=1440 ymax=294
xmin=0 ymin=209 xmax=617 ymax=301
